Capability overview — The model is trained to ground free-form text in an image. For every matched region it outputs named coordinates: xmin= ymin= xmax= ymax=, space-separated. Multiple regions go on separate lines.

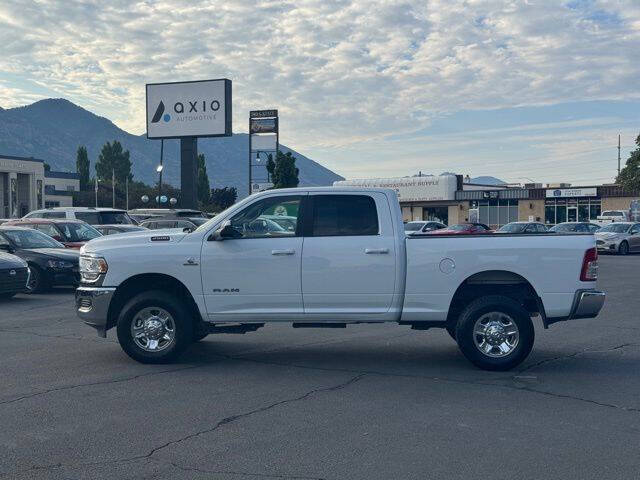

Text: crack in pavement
xmin=515 ymin=342 xmax=640 ymax=375
xmin=1 ymin=374 xmax=364 ymax=478
xmin=514 ymin=385 xmax=640 ymax=413
xmin=0 ymin=365 xmax=203 ymax=406
xmin=123 ymin=373 xmax=365 ymax=462
xmin=162 ymin=459 xmax=328 ymax=479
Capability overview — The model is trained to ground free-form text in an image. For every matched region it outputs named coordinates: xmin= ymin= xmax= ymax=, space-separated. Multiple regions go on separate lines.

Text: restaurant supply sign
xmin=146 ymin=79 xmax=232 ymax=139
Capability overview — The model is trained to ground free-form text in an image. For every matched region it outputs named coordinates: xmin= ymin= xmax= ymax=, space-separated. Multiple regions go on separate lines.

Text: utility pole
xmin=618 ymin=134 xmax=621 ymax=177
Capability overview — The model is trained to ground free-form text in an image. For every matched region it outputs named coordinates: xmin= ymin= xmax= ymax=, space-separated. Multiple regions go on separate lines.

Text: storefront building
xmin=335 ymin=175 xmax=640 ymax=228
xmin=0 ymin=154 xmax=77 ymax=217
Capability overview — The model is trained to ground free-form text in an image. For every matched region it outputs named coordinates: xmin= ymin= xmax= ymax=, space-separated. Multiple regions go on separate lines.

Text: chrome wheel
xmin=473 ymin=312 xmax=519 ymax=358
xmin=131 ymin=307 xmax=176 ymax=352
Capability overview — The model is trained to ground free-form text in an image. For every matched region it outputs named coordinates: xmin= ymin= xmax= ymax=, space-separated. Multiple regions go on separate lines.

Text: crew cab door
xmin=200 ymin=194 xmax=305 ymax=320
xmin=301 ymin=192 xmax=396 ymax=315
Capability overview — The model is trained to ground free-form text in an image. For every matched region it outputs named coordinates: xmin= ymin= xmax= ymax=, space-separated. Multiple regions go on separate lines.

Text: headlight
xmin=47 ymin=260 xmax=75 ymax=269
xmin=79 ymin=255 xmax=108 ymax=282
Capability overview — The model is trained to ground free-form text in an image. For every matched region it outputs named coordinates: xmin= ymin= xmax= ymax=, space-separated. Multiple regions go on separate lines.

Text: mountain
xmin=0 ymin=99 xmax=343 ymax=197
xmin=470 ymin=176 xmax=506 ymax=185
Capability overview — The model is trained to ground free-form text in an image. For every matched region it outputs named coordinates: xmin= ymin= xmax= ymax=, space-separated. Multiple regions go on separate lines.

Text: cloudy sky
xmin=1 ymin=0 xmax=639 ymax=184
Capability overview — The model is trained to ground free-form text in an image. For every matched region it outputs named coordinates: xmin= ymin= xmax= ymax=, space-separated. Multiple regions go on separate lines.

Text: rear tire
xmin=116 ymin=290 xmax=193 ymax=364
xmin=455 ymin=295 xmax=534 ymax=371
xmin=618 ymin=241 xmax=629 ymax=255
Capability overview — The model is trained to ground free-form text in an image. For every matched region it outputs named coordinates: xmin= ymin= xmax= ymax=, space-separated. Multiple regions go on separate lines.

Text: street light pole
xmin=158 ymin=139 xmax=164 ymax=206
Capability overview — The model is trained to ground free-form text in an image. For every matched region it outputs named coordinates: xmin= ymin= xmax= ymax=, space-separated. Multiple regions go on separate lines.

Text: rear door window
xmin=310 ymin=195 xmax=378 ymax=237
xmin=42 ymin=212 xmax=66 ymax=219
xmin=75 ymin=212 xmax=101 ymax=224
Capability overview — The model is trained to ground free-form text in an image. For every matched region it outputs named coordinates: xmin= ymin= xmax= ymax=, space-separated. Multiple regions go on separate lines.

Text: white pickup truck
xmin=76 ymin=187 xmax=605 ymax=370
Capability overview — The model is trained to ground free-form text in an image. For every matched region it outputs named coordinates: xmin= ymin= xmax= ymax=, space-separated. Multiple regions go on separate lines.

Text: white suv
xmin=23 ymin=207 xmax=136 ymax=225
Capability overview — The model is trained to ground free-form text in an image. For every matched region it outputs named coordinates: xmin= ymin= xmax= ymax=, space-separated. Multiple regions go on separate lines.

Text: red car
xmin=428 ymin=223 xmax=493 ymax=235
xmin=4 ymin=219 xmax=102 ymax=249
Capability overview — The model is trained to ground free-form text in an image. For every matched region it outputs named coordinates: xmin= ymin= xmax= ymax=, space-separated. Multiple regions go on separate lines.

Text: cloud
xmin=0 ymin=0 xmax=638 ymax=183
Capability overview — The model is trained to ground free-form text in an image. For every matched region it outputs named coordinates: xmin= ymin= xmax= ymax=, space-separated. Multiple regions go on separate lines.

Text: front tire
xmin=455 ymin=295 xmax=534 ymax=371
xmin=116 ymin=290 xmax=193 ymax=364
xmin=26 ymin=265 xmax=47 ymax=293
xmin=618 ymin=241 xmax=629 ymax=255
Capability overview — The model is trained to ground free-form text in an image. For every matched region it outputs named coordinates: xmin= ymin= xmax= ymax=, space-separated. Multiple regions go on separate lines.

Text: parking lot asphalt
xmin=0 ymin=254 xmax=639 ymax=480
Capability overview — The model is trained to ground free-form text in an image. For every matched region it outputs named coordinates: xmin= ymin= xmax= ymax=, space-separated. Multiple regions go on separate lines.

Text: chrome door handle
xmin=271 ymin=249 xmax=295 ymax=256
xmin=364 ymin=248 xmax=389 ymax=254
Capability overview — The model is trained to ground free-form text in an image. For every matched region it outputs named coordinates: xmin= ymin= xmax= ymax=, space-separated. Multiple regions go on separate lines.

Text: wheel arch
xmin=106 ymin=273 xmax=203 ymax=331
xmin=446 ymin=270 xmax=546 ymax=328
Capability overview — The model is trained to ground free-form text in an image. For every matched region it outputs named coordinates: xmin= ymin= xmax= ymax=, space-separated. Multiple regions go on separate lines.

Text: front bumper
xmin=596 ymin=239 xmax=621 ymax=252
xmin=76 ymin=286 xmax=116 ymax=338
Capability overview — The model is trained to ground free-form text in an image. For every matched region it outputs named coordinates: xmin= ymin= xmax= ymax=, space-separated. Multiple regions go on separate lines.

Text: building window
xmin=421 ymin=206 xmax=448 ymax=224
xmin=45 ymin=201 xmax=61 ymax=208
xmin=470 ymin=199 xmax=518 ymax=227
xmin=66 ymin=185 xmax=75 ymax=191
xmin=544 ymin=198 xmax=601 ymax=225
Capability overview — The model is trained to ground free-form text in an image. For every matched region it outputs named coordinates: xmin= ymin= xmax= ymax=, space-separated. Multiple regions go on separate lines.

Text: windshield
xmin=2 ymin=229 xmax=64 ymax=249
xmin=550 ymin=223 xmax=576 ymax=232
xmin=601 ymin=211 xmax=624 ymax=217
xmin=404 ymin=223 xmax=424 ymax=231
xmin=598 ymin=223 xmax=631 ymax=233
xmin=60 ymin=223 xmax=102 ymax=242
xmin=448 ymin=224 xmax=470 ymax=231
xmin=187 ymin=217 xmax=208 ymax=226
xmin=498 ymin=223 xmax=527 ymax=233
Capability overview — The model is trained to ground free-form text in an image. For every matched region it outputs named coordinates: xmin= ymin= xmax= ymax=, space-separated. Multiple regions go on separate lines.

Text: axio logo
xmin=151 ymin=101 xmax=171 ymax=123
xmin=553 ymin=189 xmax=561 ymax=197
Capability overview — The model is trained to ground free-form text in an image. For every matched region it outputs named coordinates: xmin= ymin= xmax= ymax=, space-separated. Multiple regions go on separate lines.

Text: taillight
xmin=580 ymin=247 xmax=598 ymax=281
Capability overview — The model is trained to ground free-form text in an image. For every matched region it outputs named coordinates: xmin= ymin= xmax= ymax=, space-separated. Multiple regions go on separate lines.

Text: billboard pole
xmin=248 ymin=116 xmax=252 ymax=196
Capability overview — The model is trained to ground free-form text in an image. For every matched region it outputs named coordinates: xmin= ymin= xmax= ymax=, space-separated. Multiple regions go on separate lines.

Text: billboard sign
xmin=250 ymin=118 xmax=277 ymax=134
xmin=545 ymin=187 xmax=597 ymax=198
xmin=146 ymin=79 xmax=232 ymax=139
xmin=250 ymin=109 xmax=277 ymax=118
xmin=251 ymin=182 xmax=273 ymax=193
xmin=334 ymin=175 xmax=458 ymax=202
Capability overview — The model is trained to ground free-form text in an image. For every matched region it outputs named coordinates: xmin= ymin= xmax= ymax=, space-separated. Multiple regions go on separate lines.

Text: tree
xmin=76 ymin=146 xmax=90 ymax=191
xmin=43 ymin=162 xmax=51 ymax=172
xmin=210 ymin=187 xmax=237 ymax=210
xmin=266 ymin=150 xmax=299 ymax=189
xmin=95 ymin=140 xmax=132 ymax=185
xmin=196 ymin=153 xmax=211 ymax=206
xmin=616 ymin=133 xmax=640 ymax=192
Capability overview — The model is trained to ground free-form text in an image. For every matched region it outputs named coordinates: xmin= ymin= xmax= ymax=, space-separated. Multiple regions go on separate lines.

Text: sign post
xmin=146 ymin=79 xmax=232 ymax=209
xmin=249 ymin=109 xmax=278 ymax=195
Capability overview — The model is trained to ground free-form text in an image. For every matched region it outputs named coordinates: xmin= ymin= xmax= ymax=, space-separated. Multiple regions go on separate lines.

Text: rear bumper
xmin=76 ymin=286 xmax=115 ymax=337
xmin=546 ymin=289 xmax=605 ymax=326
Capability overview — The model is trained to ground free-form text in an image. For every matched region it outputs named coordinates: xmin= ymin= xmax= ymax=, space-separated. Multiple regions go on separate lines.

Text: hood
xmin=30 ymin=248 xmax=80 ymax=261
xmin=82 ymin=228 xmax=189 ymax=254
xmin=595 ymin=231 xmax=622 ymax=239
xmin=0 ymin=252 xmax=28 ymax=269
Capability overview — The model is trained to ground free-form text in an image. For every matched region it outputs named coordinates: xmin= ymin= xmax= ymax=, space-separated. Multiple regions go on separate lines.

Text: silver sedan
xmin=595 ymin=222 xmax=640 ymax=255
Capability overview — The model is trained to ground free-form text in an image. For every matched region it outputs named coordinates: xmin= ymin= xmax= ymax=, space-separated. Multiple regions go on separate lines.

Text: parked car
xmin=596 ymin=210 xmax=629 ymax=224
xmin=595 ymin=222 xmax=640 ymax=255
xmin=262 ymin=214 xmax=298 ymax=232
xmin=76 ymin=187 xmax=604 ymax=371
xmin=5 ymin=219 xmax=102 ymax=249
xmin=139 ymin=218 xmax=203 ymax=231
xmin=404 ymin=221 xmax=447 ymax=235
xmin=496 ymin=222 xmax=548 ymax=234
xmin=428 ymin=223 xmax=492 ymax=235
xmin=128 ymin=208 xmax=207 ymax=218
xmin=23 ymin=207 xmax=136 ymax=225
xmin=0 ymin=252 xmax=30 ymax=299
xmin=96 ymin=225 xmax=148 ymax=236
xmin=549 ymin=222 xmax=600 ymax=233
xmin=0 ymin=226 xmax=80 ymax=292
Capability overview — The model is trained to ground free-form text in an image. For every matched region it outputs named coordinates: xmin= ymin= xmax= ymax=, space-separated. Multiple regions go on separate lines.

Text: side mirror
xmin=209 ymin=221 xmax=242 ymax=241
xmin=0 ymin=244 xmax=13 ymax=253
